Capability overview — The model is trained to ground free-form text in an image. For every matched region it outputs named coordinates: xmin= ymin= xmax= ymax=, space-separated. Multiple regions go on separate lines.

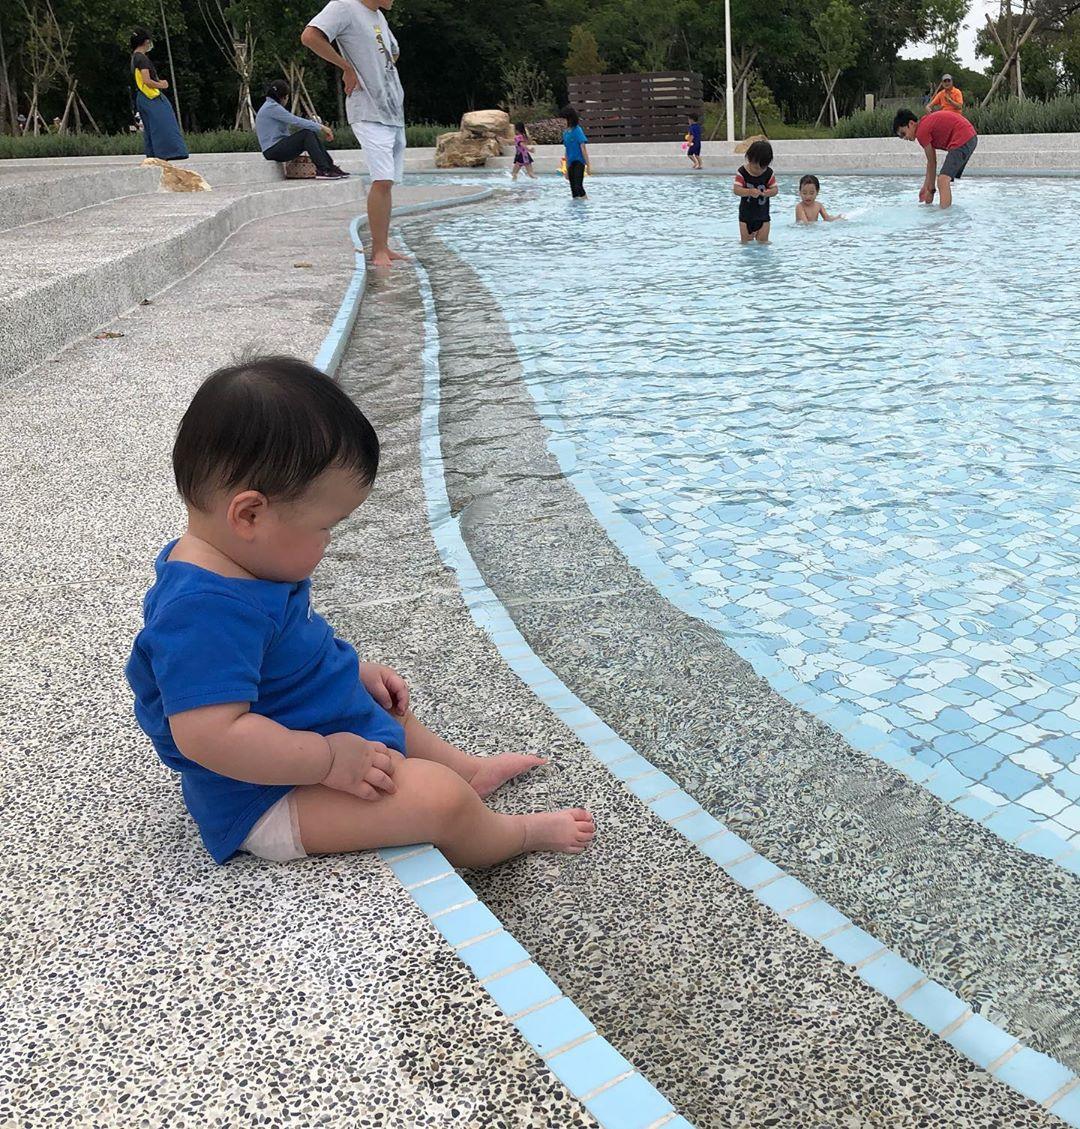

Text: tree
xmin=813 ymin=0 xmax=862 ymax=125
xmin=501 ymin=56 xmax=555 ymax=117
xmin=565 ymin=24 xmax=606 ymax=75
xmin=18 ymin=0 xmax=61 ymax=133
xmin=976 ymin=0 xmax=1077 ymax=105
xmin=924 ymin=0 xmax=968 ymax=60
xmin=1062 ymin=10 xmax=1080 ymax=90
xmin=195 ymin=0 xmax=257 ymax=128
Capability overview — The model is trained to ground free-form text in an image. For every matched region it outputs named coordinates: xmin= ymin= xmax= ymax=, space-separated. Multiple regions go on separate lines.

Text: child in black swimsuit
xmin=733 ymin=139 xmax=778 ymax=243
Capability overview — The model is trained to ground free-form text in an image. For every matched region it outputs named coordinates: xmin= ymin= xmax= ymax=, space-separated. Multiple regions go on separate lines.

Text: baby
xmin=126 ymin=356 xmax=595 ymax=866
xmin=795 ymin=174 xmax=842 ymax=222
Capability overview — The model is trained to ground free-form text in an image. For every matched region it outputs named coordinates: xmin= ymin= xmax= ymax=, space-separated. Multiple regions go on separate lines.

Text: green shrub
xmin=523 ymin=117 xmax=564 ymax=145
xmin=833 ymin=95 xmax=1080 ymax=137
xmin=970 ymin=95 xmax=1080 ymax=134
xmin=832 ymin=103 xmax=920 ymax=137
xmin=404 ymin=123 xmax=453 ymax=147
xmin=0 ymin=123 xmax=452 ymax=160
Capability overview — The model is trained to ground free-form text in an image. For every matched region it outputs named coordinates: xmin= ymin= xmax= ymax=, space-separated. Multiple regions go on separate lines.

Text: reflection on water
xmin=435 ymin=174 xmax=1080 ymax=865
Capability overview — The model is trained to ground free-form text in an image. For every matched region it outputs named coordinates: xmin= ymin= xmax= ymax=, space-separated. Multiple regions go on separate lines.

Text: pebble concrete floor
xmin=0 ymin=186 xmax=1068 ymax=1127
xmin=1 ymin=192 xmax=594 ymax=1127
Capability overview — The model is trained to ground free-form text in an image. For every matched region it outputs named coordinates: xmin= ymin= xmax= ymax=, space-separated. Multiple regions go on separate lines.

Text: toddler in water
xmin=795 ymin=174 xmax=842 ymax=222
xmin=512 ymin=121 xmax=537 ymax=180
xmin=685 ymin=112 xmax=703 ymax=170
xmin=125 ymin=357 xmax=595 ymax=866
xmin=733 ymin=139 xmax=778 ymax=243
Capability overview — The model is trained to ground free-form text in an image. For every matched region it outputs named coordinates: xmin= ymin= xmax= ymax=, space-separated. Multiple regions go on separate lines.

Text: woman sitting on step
xmin=130 ymin=27 xmax=188 ymax=162
xmin=256 ymin=80 xmax=348 ymax=180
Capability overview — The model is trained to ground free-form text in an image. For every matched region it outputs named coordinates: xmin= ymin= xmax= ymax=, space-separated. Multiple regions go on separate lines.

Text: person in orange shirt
xmin=928 ymin=73 xmax=964 ymax=114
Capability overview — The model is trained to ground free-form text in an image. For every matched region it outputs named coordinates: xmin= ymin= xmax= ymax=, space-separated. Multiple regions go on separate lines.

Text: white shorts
xmin=351 ymin=120 xmax=406 ymax=183
xmin=240 ymin=793 xmax=307 ymax=862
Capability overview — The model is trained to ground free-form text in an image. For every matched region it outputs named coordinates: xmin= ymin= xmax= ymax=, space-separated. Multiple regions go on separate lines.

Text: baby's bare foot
xmin=469 ymin=753 xmax=547 ymax=798
xmin=521 ymin=809 xmax=595 ymax=855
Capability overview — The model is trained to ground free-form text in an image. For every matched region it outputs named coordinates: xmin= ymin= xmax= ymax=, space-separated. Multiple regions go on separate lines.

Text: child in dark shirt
xmin=686 ymin=113 xmax=703 ymax=170
xmin=126 ymin=356 xmax=595 ymax=866
xmin=733 ymin=139 xmax=778 ymax=243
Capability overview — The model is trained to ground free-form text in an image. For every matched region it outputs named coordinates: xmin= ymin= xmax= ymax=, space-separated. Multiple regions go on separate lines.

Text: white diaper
xmin=241 ymin=793 xmax=306 ymax=861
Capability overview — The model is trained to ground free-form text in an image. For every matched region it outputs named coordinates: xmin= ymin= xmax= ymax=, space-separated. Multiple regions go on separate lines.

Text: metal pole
xmin=159 ymin=0 xmax=181 ymax=120
xmin=724 ymin=0 xmax=734 ymax=142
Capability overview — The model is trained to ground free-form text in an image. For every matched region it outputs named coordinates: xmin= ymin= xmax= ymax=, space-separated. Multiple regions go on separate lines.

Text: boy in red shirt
xmin=893 ymin=108 xmax=978 ymax=209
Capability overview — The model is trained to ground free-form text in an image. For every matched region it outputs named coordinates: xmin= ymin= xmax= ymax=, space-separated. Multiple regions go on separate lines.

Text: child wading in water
xmin=126 ymin=357 xmax=596 ymax=866
xmin=512 ymin=121 xmax=537 ymax=180
xmin=685 ymin=112 xmax=703 ymax=169
xmin=733 ymin=139 xmax=778 ymax=242
xmin=561 ymin=105 xmax=590 ymax=199
xmin=795 ymin=174 xmax=842 ymax=222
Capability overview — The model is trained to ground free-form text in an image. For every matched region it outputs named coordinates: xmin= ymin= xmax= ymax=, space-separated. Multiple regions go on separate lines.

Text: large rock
xmin=435 ymin=131 xmax=501 ymax=168
xmin=734 ymin=134 xmax=769 ymax=154
xmin=141 ymin=157 xmax=211 ymax=192
xmin=460 ymin=109 xmax=513 ymax=142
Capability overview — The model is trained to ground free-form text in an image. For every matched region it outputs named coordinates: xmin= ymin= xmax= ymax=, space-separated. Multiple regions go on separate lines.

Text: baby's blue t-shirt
xmin=563 ymin=124 xmax=588 ymax=164
xmin=125 ymin=542 xmax=406 ymax=863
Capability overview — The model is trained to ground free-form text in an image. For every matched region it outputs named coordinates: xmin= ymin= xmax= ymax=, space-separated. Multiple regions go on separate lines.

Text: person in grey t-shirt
xmin=302 ymin=0 xmax=407 ymax=268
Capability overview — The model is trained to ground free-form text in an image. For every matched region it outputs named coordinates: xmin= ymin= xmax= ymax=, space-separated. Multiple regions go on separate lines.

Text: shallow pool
xmin=435 ymin=173 xmax=1080 ymax=867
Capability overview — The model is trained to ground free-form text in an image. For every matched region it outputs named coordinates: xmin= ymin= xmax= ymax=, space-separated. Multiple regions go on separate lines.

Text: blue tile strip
xmin=399 ymin=229 xmax=687 ymax=1129
xmin=400 ymin=228 xmax=1080 ymax=1128
xmin=314 ymin=190 xmax=495 ymax=377
xmin=316 ymin=212 xmax=687 ymax=1129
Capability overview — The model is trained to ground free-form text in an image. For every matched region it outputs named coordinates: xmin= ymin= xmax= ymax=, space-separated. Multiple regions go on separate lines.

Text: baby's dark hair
xmin=561 ymin=105 xmax=579 ymax=128
xmin=745 ymin=139 xmax=773 ymax=167
xmin=688 ymin=112 xmax=699 ymax=122
xmin=799 ymin=174 xmax=820 ymax=190
xmin=130 ymin=27 xmax=152 ymax=50
xmin=515 ymin=121 xmax=527 ymax=134
xmin=173 ymin=356 xmax=380 ymax=511
xmin=893 ymin=108 xmax=918 ymax=134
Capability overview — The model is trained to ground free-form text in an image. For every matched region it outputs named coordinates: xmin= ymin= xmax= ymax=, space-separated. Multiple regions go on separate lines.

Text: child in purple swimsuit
xmin=512 ymin=122 xmax=537 ymax=180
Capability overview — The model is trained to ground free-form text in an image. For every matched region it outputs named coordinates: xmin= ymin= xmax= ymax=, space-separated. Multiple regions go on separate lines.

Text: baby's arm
xmin=170 ymin=703 xmax=398 ymax=798
xmin=170 ymin=703 xmax=329 ymax=784
xmin=795 ymin=202 xmax=808 ymax=221
xmin=820 ymin=203 xmax=841 ymax=221
xmin=734 ymin=181 xmax=758 ymax=198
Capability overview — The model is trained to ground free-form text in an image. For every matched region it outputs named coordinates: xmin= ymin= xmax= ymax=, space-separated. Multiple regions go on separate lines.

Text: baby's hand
xmin=323 ymin=731 xmax=402 ymax=800
xmin=360 ymin=661 xmax=410 ymax=717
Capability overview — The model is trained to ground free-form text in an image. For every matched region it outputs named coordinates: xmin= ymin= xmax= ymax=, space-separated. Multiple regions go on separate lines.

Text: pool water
xmin=435 ymin=173 xmax=1080 ymax=867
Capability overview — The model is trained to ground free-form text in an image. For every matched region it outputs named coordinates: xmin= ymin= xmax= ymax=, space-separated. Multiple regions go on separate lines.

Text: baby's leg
xmin=755 ymin=222 xmax=771 ymax=243
xmin=739 ymin=221 xmax=752 ymax=243
xmin=401 ymin=711 xmax=546 ymax=797
xmin=292 ymin=759 xmax=595 ymax=867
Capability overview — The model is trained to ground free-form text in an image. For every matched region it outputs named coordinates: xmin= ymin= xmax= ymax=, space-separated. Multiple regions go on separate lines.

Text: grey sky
xmin=900 ymin=0 xmax=998 ymax=68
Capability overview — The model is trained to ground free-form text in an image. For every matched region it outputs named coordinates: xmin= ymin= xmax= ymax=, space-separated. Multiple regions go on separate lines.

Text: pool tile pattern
xmin=409 ymin=224 xmax=1078 ymax=1126
xmin=436 ymin=175 xmax=1080 ymax=869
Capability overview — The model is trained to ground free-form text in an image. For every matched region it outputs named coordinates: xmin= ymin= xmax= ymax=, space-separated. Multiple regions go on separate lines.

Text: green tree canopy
xmin=565 ymin=24 xmax=606 ymax=75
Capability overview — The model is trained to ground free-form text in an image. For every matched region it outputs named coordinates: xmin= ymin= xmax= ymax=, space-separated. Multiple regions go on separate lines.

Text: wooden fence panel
xmin=567 ymin=71 xmax=704 ymax=142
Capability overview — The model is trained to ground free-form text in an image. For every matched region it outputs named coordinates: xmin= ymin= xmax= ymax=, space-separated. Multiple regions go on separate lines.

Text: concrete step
xmin=2 ymin=195 xmax=597 ymax=1127
xmin=0 ymin=175 xmax=362 ymax=383
xmin=0 ymin=149 xmax=447 ymax=231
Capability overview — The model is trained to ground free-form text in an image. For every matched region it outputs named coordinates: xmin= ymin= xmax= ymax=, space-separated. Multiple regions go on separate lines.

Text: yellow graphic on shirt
xmin=373 ymin=27 xmax=397 ymax=72
xmin=134 ymin=65 xmax=160 ymax=99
